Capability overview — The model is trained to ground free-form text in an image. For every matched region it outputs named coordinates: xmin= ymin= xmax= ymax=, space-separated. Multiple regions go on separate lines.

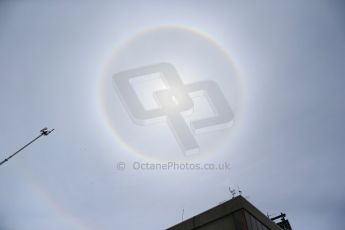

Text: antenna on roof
xmin=181 ymin=208 xmax=184 ymax=222
xmin=229 ymin=186 xmax=236 ymax=198
xmin=237 ymin=185 xmax=242 ymax=196
xmin=0 ymin=127 xmax=55 ymax=167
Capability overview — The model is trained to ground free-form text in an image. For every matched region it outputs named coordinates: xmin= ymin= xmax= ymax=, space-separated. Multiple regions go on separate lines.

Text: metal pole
xmin=0 ymin=128 xmax=54 ymax=166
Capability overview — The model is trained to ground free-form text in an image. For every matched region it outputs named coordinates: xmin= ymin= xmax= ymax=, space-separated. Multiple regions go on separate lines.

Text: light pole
xmin=0 ymin=128 xmax=55 ymax=166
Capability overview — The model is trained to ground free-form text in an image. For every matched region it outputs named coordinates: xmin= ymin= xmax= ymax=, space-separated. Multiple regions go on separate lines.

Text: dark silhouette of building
xmin=271 ymin=213 xmax=292 ymax=230
xmin=167 ymin=196 xmax=289 ymax=230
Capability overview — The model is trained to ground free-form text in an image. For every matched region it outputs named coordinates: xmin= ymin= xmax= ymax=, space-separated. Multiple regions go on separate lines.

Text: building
xmin=167 ymin=196 xmax=286 ymax=230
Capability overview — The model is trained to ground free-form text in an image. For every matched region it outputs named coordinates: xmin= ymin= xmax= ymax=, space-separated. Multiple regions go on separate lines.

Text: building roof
xmin=167 ymin=196 xmax=281 ymax=230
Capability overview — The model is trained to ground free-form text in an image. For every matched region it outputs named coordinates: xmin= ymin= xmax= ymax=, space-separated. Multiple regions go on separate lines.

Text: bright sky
xmin=0 ymin=1 xmax=344 ymax=229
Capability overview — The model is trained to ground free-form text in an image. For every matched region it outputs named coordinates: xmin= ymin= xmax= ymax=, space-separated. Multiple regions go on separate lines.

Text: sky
xmin=0 ymin=0 xmax=345 ymax=229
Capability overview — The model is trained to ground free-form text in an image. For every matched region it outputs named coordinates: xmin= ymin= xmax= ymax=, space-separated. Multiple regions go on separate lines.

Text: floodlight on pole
xmin=0 ymin=128 xmax=55 ymax=167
